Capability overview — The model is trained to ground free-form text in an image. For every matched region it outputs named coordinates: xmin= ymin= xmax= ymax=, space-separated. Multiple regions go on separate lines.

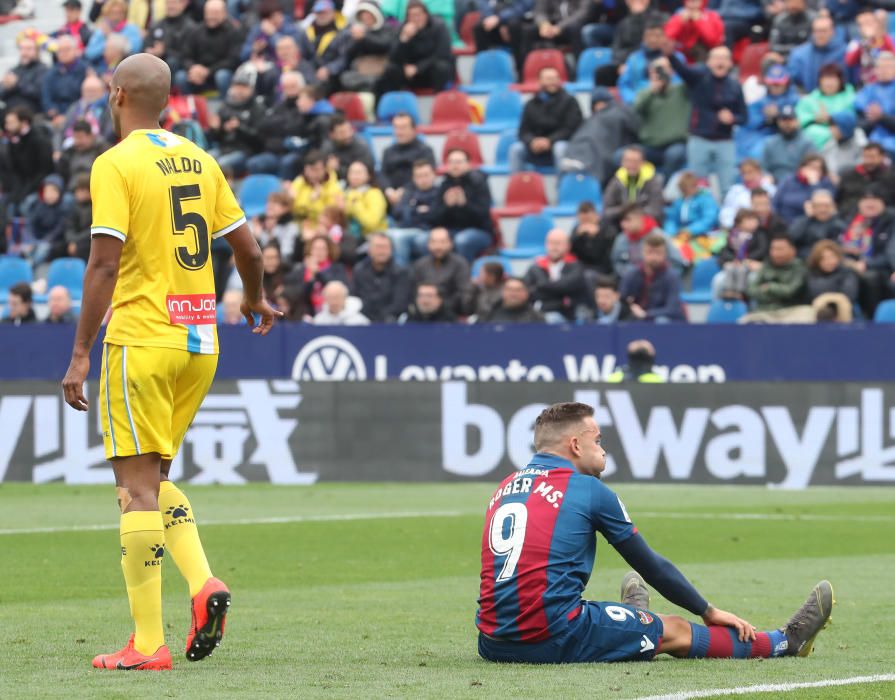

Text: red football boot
xmin=186 ymin=577 xmax=231 ymax=661
xmin=92 ymin=634 xmax=172 ymax=670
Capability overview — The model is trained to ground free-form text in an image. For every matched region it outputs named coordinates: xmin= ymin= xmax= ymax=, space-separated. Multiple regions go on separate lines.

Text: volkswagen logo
xmin=291 ymin=336 xmax=368 ymax=381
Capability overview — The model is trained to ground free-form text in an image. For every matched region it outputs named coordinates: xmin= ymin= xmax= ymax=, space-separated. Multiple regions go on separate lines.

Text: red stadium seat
xmin=738 ymin=42 xmax=769 ymax=83
xmin=418 ymin=90 xmax=472 ymax=134
xmin=438 ymin=129 xmax=483 ymax=172
xmin=512 ymin=49 xmax=568 ymax=92
xmin=491 ymin=172 xmax=549 ymax=217
xmin=453 ymin=11 xmax=480 ymax=57
xmin=329 ymin=91 xmax=367 ymax=123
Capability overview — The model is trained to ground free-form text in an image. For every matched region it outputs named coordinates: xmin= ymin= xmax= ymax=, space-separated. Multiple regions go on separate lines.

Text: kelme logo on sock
xmin=145 ymin=544 xmax=165 ymax=567
xmin=164 ymin=504 xmax=194 ymax=529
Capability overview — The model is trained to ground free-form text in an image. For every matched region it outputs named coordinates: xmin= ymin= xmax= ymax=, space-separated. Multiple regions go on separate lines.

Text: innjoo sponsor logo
xmin=167 ymin=293 xmax=217 ymax=324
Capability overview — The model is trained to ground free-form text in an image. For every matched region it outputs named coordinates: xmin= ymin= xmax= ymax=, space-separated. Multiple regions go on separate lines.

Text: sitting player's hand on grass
xmin=702 ymin=605 xmax=757 ymax=642
xmin=241 ymin=297 xmax=284 ymax=335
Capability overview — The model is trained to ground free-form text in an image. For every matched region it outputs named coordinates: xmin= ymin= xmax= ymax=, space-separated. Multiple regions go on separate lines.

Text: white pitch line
xmin=0 ymin=510 xmax=472 ymax=536
xmin=632 ymin=673 xmax=895 ymax=700
xmin=0 ymin=509 xmax=892 ymax=536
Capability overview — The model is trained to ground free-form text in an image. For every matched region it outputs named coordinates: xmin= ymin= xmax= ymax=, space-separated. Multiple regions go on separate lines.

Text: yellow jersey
xmin=90 ymin=128 xmax=245 ymax=354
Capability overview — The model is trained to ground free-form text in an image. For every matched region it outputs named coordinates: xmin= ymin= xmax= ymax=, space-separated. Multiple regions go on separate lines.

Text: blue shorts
xmin=478 ymin=601 xmax=664 ymax=664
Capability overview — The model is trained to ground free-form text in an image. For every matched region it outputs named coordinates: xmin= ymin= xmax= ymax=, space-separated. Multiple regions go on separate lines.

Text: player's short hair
xmin=534 ymin=403 xmax=595 ymax=451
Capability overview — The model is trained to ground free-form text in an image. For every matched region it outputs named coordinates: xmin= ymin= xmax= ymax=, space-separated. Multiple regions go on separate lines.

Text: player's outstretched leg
xmin=158 ymin=479 xmax=230 ymax=661
xmin=782 ymin=580 xmax=835 ymax=657
xmin=620 ymin=571 xmax=650 ymax=610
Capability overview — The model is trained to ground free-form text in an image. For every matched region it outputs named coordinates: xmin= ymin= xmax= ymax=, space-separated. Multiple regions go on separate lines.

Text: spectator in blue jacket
xmin=668 ymin=44 xmax=746 ymax=193
xmin=83 ymin=0 xmax=141 ymax=67
xmin=855 ymin=51 xmax=895 ymax=158
xmin=41 ymin=35 xmax=87 ymax=124
xmin=787 ymin=15 xmax=846 ymax=92
xmin=619 ymin=232 xmax=686 ymax=322
xmin=760 ymin=104 xmax=817 ymax=184
xmin=26 ymin=175 xmax=69 ymax=264
xmin=772 ymin=153 xmax=834 ymax=223
xmin=745 ymin=65 xmax=799 ymax=137
xmin=664 ymin=172 xmax=720 ymax=237
xmin=239 ymin=0 xmax=299 ymax=63
xmin=618 ymin=14 xmax=678 ymax=104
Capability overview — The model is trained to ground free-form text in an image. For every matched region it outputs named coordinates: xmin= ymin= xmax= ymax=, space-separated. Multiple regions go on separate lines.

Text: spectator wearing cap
xmin=46 ymin=286 xmax=76 ymax=324
xmin=789 ymin=188 xmax=847 ymax=258
xmin=632 ymin=58 xmax=690 ymax=180
xmin=744 ymin=64 xmax=799 ymax=141
xmin=207 ymin=71 xmax=266 ymax=175
xmin=57 ymin=119 xmax=108 ymax=188
xmin=523 ymin=229 xmax=588 ymax=323
xmin=760 ymin=104 xmax=817 ymax=184
xmin=846 ymin=9 xmax=895 ymax=87
xmin=0 ymin=107 xmax=54 ymax=214
xmin=177 ymin=0 xmax=242 ymax=95
xmin=302 ymin=0 xmax=348 ymax=92
xmin=143 ymin=0 xmax=196 ymax=75
xmin=603 ymin=146 xmax=665 ymax=228
xmin=0 ymin=34 xmax=48 ymax=115
xmin=3 ymin=283 xmax=37 ymax=326
xmin=84 ymin=0 xmax=141 ymax=66
xmin=668 ymin=45 xmax=746 ymax=194
xmin=796 ymin=64 xmax=856 ymax=152
xmin=836 ymin=142 xmax=895 ymax=218
xmin=472 ymin=0 xmax=531 ymax=73
xmin=239 ymin=0 xmax=299 ymax=64
xmin=561 ymin=87 xmax=639 ymax=185
xmin=773 ymin=153 xmax=835 ymax=224
xmin=42 ymin=35 xmax=87 ymax=124
xmin=855 ymin=52 xmax=895 ymax=159
xmin=328 ymin=1 xmax=396 ymax=94
xmin=719 ymin=159 xmax=777 ymax=228
xmin=769 ymin=0 xmax=815 ymax=58
xmin=664 ymin=0 xmax=724 ymax=64
xmin=618 ymin=14 xmax=681 ymax=104
xmin=787 ymin=15 xmax=846 ymax=93
xmin=839 ymin=186 xmax=895 ymax=315
xmin=509 ymin=66 xmax=582 ymax=173
xmin=618 ymin=233 xmax=685 ymax=322
xmin=374 ymin=0 xmax=454 ymax=99
xmin=54 ymin=0 xmax=92 ymax=50
xmin=748 ymin=235 xmax=809 ymax=312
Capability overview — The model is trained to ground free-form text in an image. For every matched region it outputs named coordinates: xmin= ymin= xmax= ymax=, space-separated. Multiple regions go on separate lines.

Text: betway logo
xmin=167 ymin=293 xmax=216 ymax=325
xmin=441 ymin=383 xmax=895 ymax=487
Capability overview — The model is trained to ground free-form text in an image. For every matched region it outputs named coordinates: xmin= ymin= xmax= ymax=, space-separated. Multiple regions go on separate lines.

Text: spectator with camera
xmin=632 ymin=58 xmax=689 ymax=180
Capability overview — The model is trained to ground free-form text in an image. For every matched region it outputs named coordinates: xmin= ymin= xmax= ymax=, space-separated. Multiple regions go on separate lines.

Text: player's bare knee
xmin=116 ymin=486 xmax=132 ymax=513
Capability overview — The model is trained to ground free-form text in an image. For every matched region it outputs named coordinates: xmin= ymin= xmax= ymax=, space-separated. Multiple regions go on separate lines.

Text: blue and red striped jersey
xmin=476 ymin=452 xmax=637 ymax=642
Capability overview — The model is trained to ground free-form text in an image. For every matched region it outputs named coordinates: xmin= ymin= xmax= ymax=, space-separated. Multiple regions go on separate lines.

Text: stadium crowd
xmin=3 ymin=0 xmax=895 ymax=325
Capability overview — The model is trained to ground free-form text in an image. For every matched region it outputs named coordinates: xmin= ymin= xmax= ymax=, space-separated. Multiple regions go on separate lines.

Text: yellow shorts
xmin=99 ymin=343 xmax=218 ymax=461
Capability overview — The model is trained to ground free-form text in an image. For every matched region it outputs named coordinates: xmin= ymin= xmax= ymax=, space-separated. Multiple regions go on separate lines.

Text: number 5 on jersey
xmin=489 ymin=503 xmax=528 ymax=582
xmin=170 ymin=184 xmax=209 ymax=270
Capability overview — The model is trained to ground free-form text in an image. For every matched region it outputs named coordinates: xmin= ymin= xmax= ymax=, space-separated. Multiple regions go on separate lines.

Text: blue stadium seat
xmin=460 ymin=50 xmax=515 ymax=95
xmin=0 ymin=255 xmax=33 ymax=303
xmin=45 ymin=257 xmax=86 ymax=300
xmin=239 ymin=174 xmax=282 ymax=218
xmin=681 ymin=257 xmax=721 ymax=304
xmin=567 ymin=47 xmax=613 ymax=92
xmin=367 ymin=91 xmax=419 ymax=136
xmin=470 ymin=88 xmax=522 ymax=134
xmin=471 ymin=255 xmax=513 ymax=278
xmin=501 ymin=213 xmax=554 ymax=259
xmin=874 ymin=299 xmax=895 ymax=323
xmin=481 ymin=129 xmax=517 ymax=176
xmin=706 ymin=299 xmax=748 ymax=323
xmin=544 ymin=173 xmax=602 ymax=217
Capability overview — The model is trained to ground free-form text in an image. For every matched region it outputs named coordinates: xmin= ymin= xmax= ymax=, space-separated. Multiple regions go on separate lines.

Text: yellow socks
xmin=158 ymin=480 xmax=212 ymax=597
xmin=120 ymin=511 xmax=166 ymax=655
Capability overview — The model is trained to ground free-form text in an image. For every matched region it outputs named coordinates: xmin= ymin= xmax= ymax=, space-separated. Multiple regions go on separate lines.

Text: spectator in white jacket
xmin=313 ymin=281 xmax=371 ymax=325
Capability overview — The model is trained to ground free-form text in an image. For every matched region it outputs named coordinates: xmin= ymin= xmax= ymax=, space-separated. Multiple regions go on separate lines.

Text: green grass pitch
xmin=1 ymin=483 xmax=893 ymax=699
